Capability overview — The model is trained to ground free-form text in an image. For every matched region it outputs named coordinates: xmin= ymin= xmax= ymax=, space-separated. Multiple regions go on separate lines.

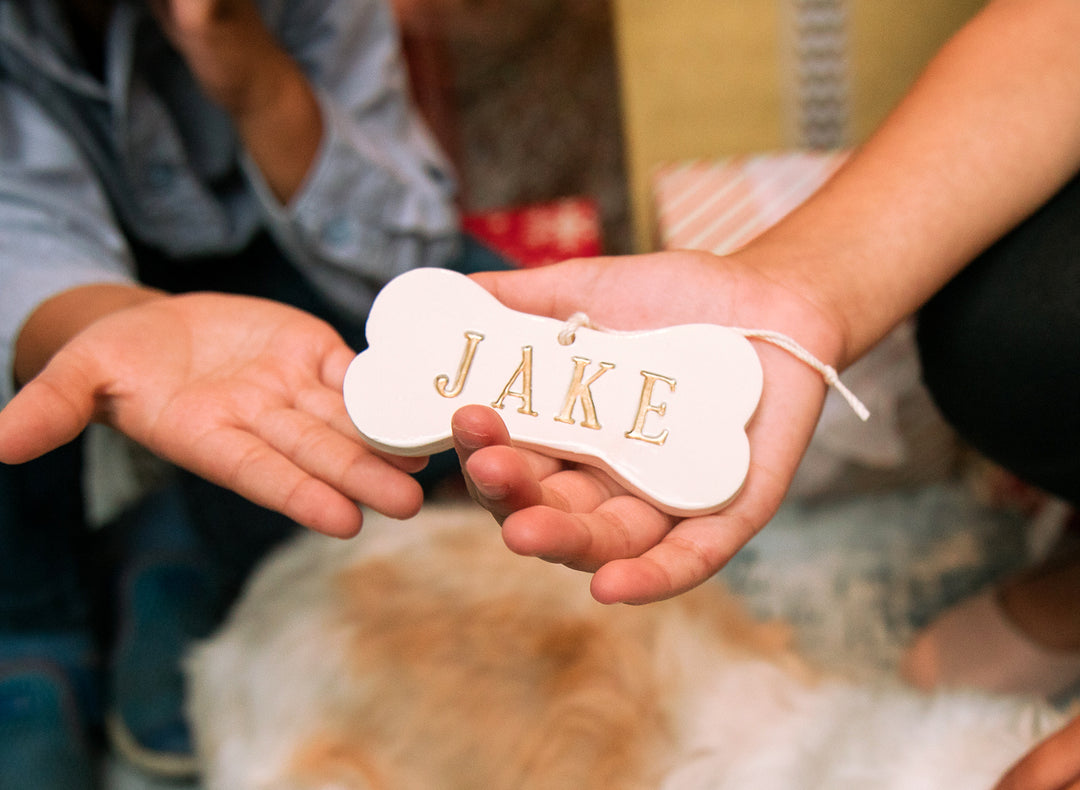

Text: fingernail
xmin=473 ymin=478 xmax=508 ymax=500
xmin=454 ymin=426 xmax=485 ymax=452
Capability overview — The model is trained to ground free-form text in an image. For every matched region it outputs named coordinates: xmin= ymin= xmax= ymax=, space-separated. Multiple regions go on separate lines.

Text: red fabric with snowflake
xmin=462 ymin=197 xmax=603 ymax=268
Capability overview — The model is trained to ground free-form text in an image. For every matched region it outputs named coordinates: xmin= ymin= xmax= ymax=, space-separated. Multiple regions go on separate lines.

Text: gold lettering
xmin=491 ymin=346 xmax=538 ymax=416
xmin=624 ymin=371 xmax=676 ymax=446
xmin=554 ymin=357 xmax=615 ymax=430
xmin=435 ymin=331 xmax=485 ymax=398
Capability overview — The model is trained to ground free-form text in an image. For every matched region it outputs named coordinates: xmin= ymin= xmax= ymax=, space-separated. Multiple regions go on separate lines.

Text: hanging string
xmin=729 ymin=328 xmax=869 ymax=420
xmin=557 ymin=312 xmax=870 ymax=421
xmin=557 ymin=312 xmax=595 ymax=346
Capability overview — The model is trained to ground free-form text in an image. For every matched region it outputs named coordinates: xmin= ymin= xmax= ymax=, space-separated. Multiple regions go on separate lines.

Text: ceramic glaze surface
xmin=344 ymin=268 xmax=762 ymax=515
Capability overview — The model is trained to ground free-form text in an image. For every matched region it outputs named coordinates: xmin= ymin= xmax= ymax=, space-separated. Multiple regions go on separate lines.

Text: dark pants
xmin=917 ymin=172 xmax=1080 ymax=505
xmin=0 ymin=233 xmax=511 ymax=632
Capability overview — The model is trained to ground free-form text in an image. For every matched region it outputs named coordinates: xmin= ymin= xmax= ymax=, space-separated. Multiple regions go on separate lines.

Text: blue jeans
xmin=0 ymin=232 xmax=512 ymax=632
xmin=0 ymin=441 xmax=91 ymax=632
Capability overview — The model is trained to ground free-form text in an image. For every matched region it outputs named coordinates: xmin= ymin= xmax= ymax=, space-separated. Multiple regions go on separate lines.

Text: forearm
xmin=744 ymin=0 xmax=1080 ymax=368
xmin=150 ymin=1 xmax=323 ymax=203
xmin=228 ymin=54 xmax=323 ymax=203
xmin=13 ymin=283 xmax=166 ymax=388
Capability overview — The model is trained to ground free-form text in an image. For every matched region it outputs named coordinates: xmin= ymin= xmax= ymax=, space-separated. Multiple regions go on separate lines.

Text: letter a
xmin=491 ymin=346 xmax=539 ymax=416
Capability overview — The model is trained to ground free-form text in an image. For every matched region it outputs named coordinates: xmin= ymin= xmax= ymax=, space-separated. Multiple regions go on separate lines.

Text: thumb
xmin=468 ymin=257 xmax=611 ymax=319
xmin=0 ymin=363 xmax=99 ymax=464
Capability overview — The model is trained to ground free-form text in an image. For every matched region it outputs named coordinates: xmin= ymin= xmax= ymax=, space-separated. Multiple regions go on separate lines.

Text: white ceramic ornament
xmin=343 ymin=268 xmax=763 ymax=516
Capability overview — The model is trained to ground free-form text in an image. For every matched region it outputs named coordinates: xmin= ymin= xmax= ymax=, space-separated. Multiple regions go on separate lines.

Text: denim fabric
xmin=0 ymin=665 xmax=97 ymax=790
xmin=0 ymin=441 xmax=90 ymax=632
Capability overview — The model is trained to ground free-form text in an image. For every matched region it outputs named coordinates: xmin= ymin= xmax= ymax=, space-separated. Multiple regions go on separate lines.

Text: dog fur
xmin=186 ymin=502 xmax=1066 ymax=789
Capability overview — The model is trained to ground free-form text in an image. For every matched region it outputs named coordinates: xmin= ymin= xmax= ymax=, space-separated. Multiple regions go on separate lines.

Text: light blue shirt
xmin=0 ymin=0 xmax=460 ymax=405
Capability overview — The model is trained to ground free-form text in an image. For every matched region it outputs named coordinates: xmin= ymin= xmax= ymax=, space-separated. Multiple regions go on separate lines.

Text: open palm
xmin=0 ymin=292 xmax=425 ymax=536
xmin=452 ymin=250 xmax=846 ymax=604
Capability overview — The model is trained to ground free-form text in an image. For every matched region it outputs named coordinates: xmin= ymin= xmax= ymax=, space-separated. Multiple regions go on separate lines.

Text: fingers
xmin=369 ymin=448 xmax=430 ymax=475
xmin=145 ymin=375 xmax=424 ymax=534
xmin=451 ymin=405 xmax=561 ymax=519
xmin=450 ymin=403 xmax=753 ymax=604
xmin=459 ymin=445 xmax=545 ymax=520
xmin=496 ymin=500 xmax=746 ymax=605
xmin=501 ymin=495 xmax=673 ymax=569
xmin=163 ymin=421 xmax=365 ymax=536
xmin=246 ymin=404 xmax=425 ymax=522
xmin=169 ymin=416 xmax=423 ymax=538
xmin=452 ymin=403 xmax=624 ymax=525
xmin=497 ymin=504 xmax=757 ymax=605
xmin=590 ymin=507 xmax=763 ymax=603
xmin=588 ymin=455 xmax=789 ymax=603
xmin=468 ymin=257 xmax=607 ymax=319
xmin=485 ymin=462 xmax=774 ymax=605
xmin=452 ymin=404 xmax=562 ymax=481
xmin=0 ymin=360 xmax=98 ymax=464
xmin=995 ymin=714 xmax=1080 ymax=790
xmin=291 ymin=378 xmax=428 ymax=476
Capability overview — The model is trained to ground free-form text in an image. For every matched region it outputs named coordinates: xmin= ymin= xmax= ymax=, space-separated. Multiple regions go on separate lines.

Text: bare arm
xmin=748 ymin=0 xmax=1080 ymax=366
xmin=451 ymin=0 xmax=1080 ymax=605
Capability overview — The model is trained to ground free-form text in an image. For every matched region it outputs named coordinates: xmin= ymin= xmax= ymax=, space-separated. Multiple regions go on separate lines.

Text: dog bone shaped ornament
xmin=343 ymin=268 xmax=763 ymax=516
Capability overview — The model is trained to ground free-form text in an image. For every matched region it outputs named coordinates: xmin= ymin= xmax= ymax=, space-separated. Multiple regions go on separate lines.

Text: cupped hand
xmin=452 ymin=250 xmax=846 ymax=604
xmin=0 ymin=292 xmax=425 ymax=536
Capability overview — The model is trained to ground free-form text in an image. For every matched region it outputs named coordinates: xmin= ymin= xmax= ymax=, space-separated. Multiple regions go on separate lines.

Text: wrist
xmin=14 ymin=284 xmax=166 ymax=387
xmin=721 ymin=243 xmax=855 ymax=371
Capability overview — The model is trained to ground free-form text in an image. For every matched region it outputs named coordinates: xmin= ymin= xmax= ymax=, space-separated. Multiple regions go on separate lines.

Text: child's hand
xmin=451 ymin=251 xmax=843 ymax=604
xmin=0 ymin=290 xmax=425 ymax=536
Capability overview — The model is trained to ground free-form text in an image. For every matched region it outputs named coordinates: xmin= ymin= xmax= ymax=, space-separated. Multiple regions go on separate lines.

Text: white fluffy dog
xmin=186 ymin=502 xmax=1065 ymax=790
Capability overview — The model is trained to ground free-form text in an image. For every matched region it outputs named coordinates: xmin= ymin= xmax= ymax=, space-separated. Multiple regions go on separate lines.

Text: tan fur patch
xmin=287 ymin=526 xmax=674 ymax=789
xmin=191 ymin=506 xmax=1064 ymax=790
xmin=287 ymin=734 xmax=385 ymax=790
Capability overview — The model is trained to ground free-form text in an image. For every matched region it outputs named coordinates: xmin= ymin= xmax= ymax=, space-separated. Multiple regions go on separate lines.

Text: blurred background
xmin=114 ymin=2 xmax=1080 ymax=787
xmin=390 ymin=0 xmax=984 ymax=258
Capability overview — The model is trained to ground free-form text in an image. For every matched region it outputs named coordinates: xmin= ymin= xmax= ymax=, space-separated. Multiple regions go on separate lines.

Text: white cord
xmin=557 ymin=312 xmax=596 ymax=346
xmin=730 ymin=328 xmax=869 ymax=421
xmin=558 ymin=314 xmax=870 ymax=421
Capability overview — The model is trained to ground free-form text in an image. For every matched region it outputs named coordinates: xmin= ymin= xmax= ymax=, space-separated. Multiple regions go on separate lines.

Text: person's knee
xmin=916 ymin=259 xmax=1080 ymax=502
